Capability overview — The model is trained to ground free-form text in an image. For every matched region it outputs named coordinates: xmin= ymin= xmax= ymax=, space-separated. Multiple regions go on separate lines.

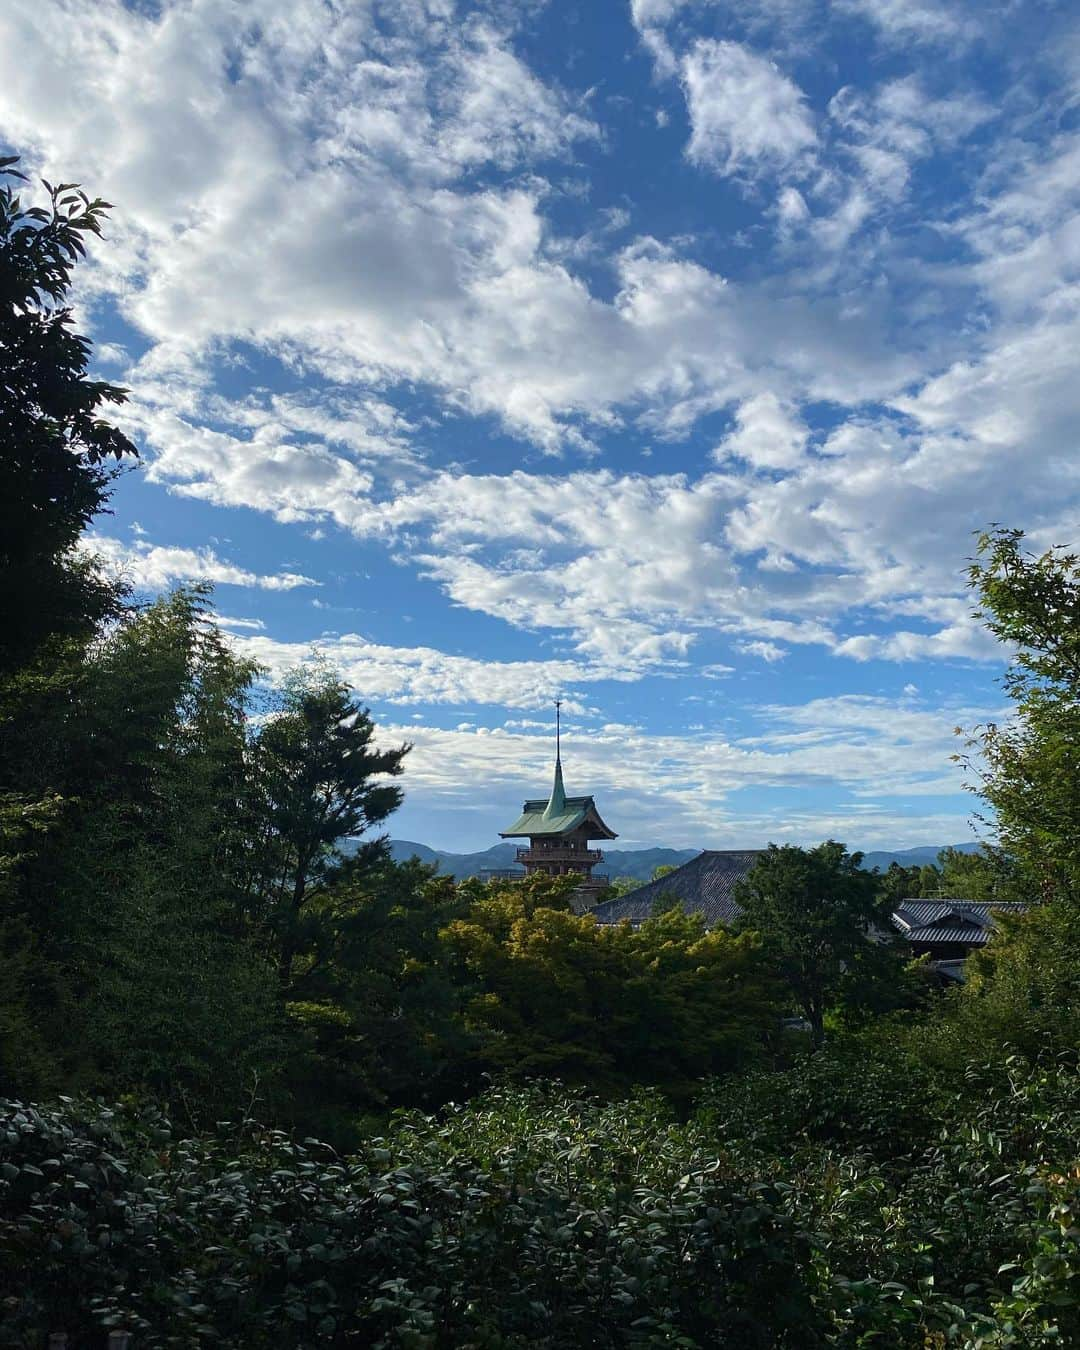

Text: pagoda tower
xmin=500 ymin=702 xmax=617 ymax=881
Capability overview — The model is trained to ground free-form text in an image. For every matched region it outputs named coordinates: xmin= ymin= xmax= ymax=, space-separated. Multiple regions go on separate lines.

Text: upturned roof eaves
xmin=500 ymin=795 xmax=617 ymax=839
xmin=500 ymin=805 xmax=589 ymax=837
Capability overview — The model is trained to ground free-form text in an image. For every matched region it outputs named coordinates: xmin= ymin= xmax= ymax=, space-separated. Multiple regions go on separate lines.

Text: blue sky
xmin=4 ymin=0 xmax=1078 ymax=851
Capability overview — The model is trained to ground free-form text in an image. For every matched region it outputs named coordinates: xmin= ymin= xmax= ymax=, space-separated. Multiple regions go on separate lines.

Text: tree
xmin=599 ymin=874 xmax=640 ymax=899
xmin=5 ymin=589 xmax=280 ymax=1111
xmin=947 ymin=527 xmax=1080 ymax=1055
xmin=733 ymin=841 xmax=900 ymax=1048
xmin=936 ymin=846 xmax=1016 ymax=899
xmin=275 ymin=858 xmax=472 ymax=1140
xmin=962 ymin=527 xmax=1080 ymax=903
xmin=874 ymin=860 xmax=938 ymax=908
xmin=250 ymin=665 xmax=410 ymax=989
xmin=0 ymin=158 xmax=136 ymax=671
xmin=441 ymin=876 xmax=779 ymax=1094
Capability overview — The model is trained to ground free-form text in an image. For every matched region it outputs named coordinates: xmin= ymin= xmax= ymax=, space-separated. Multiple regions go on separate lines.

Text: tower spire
xmin=543 ymin=697 xmax=567 ymax=819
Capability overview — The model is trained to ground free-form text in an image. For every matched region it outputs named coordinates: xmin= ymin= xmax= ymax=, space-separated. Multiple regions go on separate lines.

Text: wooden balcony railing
xmin=516 ymin=846 xmax=604 ymax=865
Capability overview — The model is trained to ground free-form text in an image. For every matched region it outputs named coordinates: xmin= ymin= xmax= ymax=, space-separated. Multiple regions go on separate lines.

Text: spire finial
xmin=543 ymin=698 xmax=567 ymax=820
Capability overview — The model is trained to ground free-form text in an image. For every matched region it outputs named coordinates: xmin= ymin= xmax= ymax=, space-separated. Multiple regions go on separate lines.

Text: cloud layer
xmin=4 ymin=0 xmax=1074 ymax=845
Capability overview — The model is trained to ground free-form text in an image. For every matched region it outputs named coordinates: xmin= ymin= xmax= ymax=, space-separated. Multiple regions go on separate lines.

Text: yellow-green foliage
xmin=442 ymin=878 xmax=781 ymax=1094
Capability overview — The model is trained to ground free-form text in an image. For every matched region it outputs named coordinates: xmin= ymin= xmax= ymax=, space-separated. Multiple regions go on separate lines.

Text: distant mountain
xmin=597 ymin=848 xmax=701 ymax=880
xmin=858 ymin=842 xmax=984 ymax=872
xmin=388 ymin=840 xmax=519 ymax=878
xmin=387 ymin=840 xmax=699 ymax=882
xmin=377 ymin=839 xmax=986 ymax=882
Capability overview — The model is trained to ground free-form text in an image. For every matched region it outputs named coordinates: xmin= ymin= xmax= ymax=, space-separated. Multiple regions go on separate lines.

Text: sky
xmin=3 ymin=0 xmax=1078 ymax=852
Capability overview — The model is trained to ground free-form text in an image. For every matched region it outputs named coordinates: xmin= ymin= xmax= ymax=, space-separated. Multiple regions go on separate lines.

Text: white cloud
xmin=681 ymin=40 xmax=816 ymax=177
xmin=832 ymin=0 xmax=981 ymax=46
xmin=5 ymin=0 xmax=1078 ymax=698
xmin=215 ymin=615 xmax=268 ymax=631
xmin=230 ymin=631 xmax=639 ymax=711
xmin=714 ymin=392 xmax=809 ymax=469
xmin=0 ymin=0 xmax=931 ymax=477
xmin=378 ymin=689 xmax=987 ymax=847
xmin=84 ymin=534 xmax=319 ymax=592
xmin=737 ymin=640 xmax=787 ymax=662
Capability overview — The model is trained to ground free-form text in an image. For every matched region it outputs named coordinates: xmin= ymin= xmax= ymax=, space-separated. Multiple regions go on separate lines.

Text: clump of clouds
xmin=84 ymin=534 xmax=320 ymax=592
xmin=681 ymin=39 xmax=817 ymax=178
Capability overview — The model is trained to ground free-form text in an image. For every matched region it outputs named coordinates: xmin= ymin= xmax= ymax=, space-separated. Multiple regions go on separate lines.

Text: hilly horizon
xmin=386 ymin=839 xmax=984 ymax=883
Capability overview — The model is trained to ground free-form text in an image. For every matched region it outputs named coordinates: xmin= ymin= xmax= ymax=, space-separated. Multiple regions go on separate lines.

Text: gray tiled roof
xmin=590 ymin=850 xmax=762 ymax=927
xmin=891 ymin=899 xmax=1026 ymax=947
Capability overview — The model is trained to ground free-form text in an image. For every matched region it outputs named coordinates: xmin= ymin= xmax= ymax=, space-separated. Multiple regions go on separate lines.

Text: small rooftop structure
xmin=891 ymin=899 xmax=1026 ymax=957
xmin=591 ymin=850 xmax=762 ymax=927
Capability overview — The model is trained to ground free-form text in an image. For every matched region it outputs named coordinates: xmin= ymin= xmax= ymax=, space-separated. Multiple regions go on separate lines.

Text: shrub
xmin=2 ymin=1064 xmax=1078 ymax=1347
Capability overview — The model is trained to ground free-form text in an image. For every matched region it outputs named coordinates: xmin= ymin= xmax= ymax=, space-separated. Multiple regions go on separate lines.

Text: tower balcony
xmin=516 ymin=845 xmax=604 ymax=867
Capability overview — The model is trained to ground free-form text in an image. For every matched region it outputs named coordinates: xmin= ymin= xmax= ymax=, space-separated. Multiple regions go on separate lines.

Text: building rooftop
xmin=891 ymin=899 xmax=1026 ymax=947
xmin=591 ymin=849 xmax=762 ymax=926
xmin=591 ymin=871 xmax=1029 ymax=951
xmin=500 ymin=747 xmax=617 ymax=840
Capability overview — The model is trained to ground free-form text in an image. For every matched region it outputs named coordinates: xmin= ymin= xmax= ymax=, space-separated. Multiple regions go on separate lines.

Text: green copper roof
xmin=500 ymin=756 xmax=618 ymax=839
xmin=544 ymin=756 xmax=567 ymax=820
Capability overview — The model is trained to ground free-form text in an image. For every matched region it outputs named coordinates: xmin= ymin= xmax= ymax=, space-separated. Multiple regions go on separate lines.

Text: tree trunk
xmin=276 ymin=865 xmax=309 ymax=991
xmin=808 ymin=1000 xmax=825 ymax=1051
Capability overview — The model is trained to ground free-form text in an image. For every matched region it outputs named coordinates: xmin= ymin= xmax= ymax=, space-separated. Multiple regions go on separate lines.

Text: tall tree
xmin=949 ymin=527 xmax=1080 ymax=1055
xmin=0 ymin=158 xmax=136 ymax=671
xmin=277 ymin=859 xmax=471 ymax=1139
xmin=733 ymin=841 xmax=899 ymax=1048
xmin=250 ymin=665 xmax=410 ymax=989
xmin=962 ymin=527 xmax=1080 ymax=902
xmin=26 ymin=589 xmax=279 ymax=1111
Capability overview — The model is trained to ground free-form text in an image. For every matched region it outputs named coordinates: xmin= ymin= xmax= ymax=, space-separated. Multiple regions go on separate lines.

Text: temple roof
xmin=500 ymin=794 xmax=617 ymax=839
xmin=500 ymin=755 xmax=617 ymax=839
xmin=891 ymin=899 xmax=1026 ymax=946
xmin=591 ymin=850 xmax=760 ymax=926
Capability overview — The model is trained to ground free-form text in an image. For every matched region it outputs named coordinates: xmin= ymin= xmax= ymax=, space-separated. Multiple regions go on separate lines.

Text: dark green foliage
xmin=3 ymin=1061 xmax=1079 ymax=1347
xmin=16 ymin=591 xmax=281 ymax=1112
xmin=734 ymin=841 xmax=904 ymax=1046
xmin=0 ymin=1089 xmax=828 ymax=1347
xmin=873 ymin=847 xmax=1013 ymax=906
xmin=955 ymin=900 xmax=1080 ymax=1060
xmin=248 ymin=664 xmax=410 ymax=990
xmin=0 ymin=158 xmax=136 ymax=671
xmin=275 ymin=859 xmax=473 ymax=1141
xmin=962 ymin=527 xmax=1080 ymax=904
xmin=696 ymin=1027 xmax=950 ymax=1159
xmin=698 ymin=1047 xmax=1080 ymax=1347
xmin=947 ymin=528 xmax=1080 ymax=1060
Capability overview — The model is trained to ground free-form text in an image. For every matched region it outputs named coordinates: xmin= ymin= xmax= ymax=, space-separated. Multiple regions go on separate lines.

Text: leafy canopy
xmin=734 ymin=840 xmax=900 ymax=1046
xmin=0 ymin=157 xmax=136 ymax=669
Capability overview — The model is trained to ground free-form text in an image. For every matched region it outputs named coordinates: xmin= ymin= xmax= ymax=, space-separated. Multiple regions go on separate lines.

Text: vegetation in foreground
xmin=3 ymin=158 xmax=1080 ymax=1345
xmin=3 ymin=1045 xmax=1079 ymax=1347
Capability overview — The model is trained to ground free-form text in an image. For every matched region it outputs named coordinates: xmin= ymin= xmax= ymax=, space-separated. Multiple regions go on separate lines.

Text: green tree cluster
xmin=0 ymin=158 xmax=135 ymax=672
xmin=733 ymin=841 xmax=905 ymax=1047
xmin=443 ymin=876 xmax=780 ymax=1094
xmin=3 ymin=1061 xmax=1079 ymax=1347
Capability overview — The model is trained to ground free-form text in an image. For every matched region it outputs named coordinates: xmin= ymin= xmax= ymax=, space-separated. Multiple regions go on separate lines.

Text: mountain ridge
xmin=385 ymin=839 xmax=983 ymax=882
